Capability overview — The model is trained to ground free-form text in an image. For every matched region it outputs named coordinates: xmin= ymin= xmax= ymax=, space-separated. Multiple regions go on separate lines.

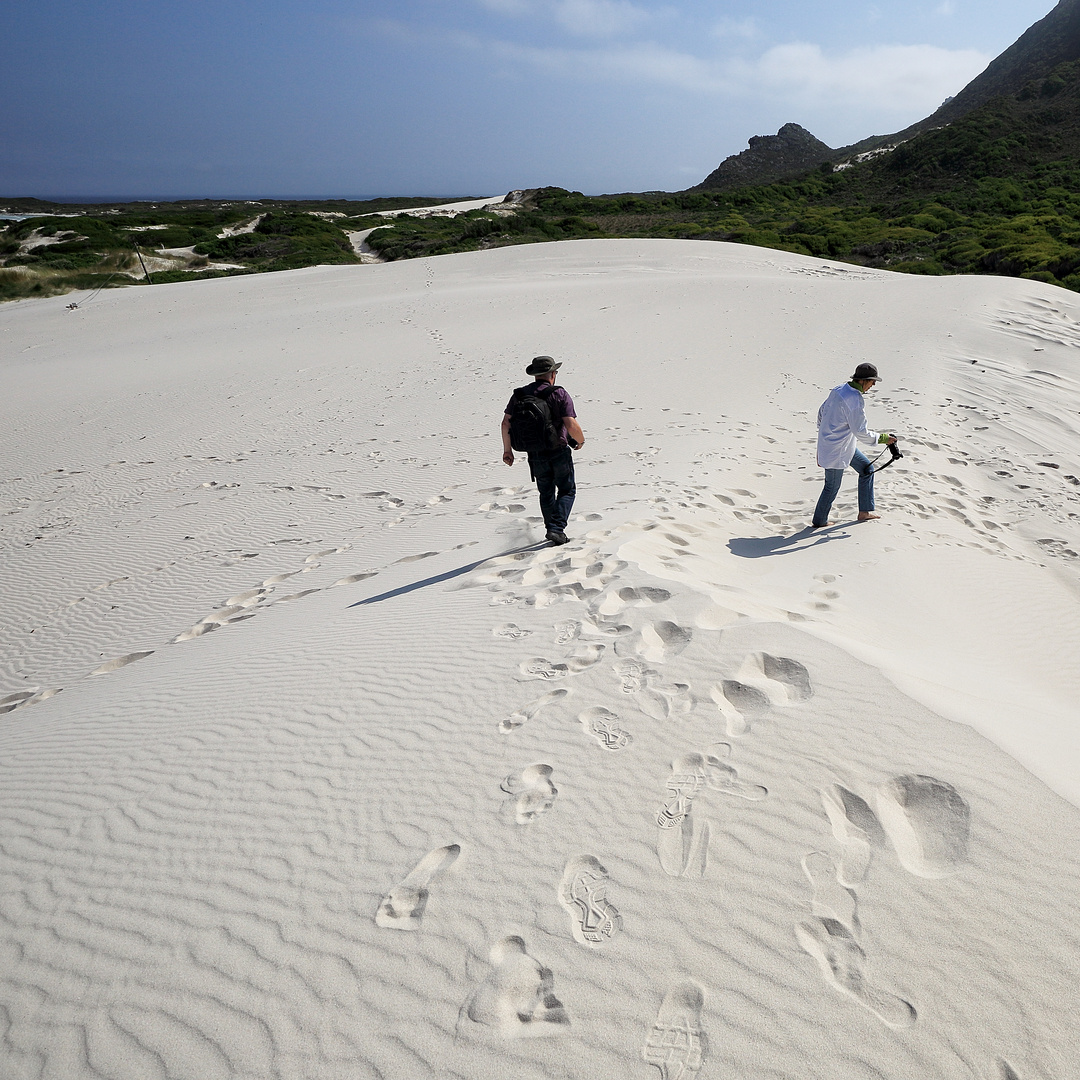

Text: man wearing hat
xmin=501 ymin=355 xmax=585 ymax=545
xmin=812 ymin=363 xmax=896 ymax=528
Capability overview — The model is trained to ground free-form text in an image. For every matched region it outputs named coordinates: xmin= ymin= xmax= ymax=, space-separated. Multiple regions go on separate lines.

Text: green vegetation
xmin=362 ymin=208 xmax=603 ymax=260
xmin=0 ymin=196 xmax=482 ymax=301
xmin=194 ymin=211 xmax=357 ymax=270
xmin=362 ymin=60 xmax=1080 ymax=293
xmin=9 ymin=60 xmax=1080 ymax=299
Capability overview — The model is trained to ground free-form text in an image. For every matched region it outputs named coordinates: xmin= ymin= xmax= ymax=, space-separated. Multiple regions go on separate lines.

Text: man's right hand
xmin=886 ymin=434 xmax=897 ymax=445
xmin=502 ymin=450 xmax=514 ymax=466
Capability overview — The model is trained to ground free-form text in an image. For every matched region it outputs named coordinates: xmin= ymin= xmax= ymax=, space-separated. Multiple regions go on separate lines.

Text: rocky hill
xmin=929 ymin=0 xmax=1080 ymax=127
xmin=690 ymin=124 xmax=834 ymax=192
xmin=694 ymin=0 xmax=1080 ymax=191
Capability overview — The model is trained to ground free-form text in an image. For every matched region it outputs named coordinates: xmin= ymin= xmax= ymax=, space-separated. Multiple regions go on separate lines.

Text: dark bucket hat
xmin=526 ymin=355 xmax=562 ymax=375
xmin=852 ymin=363 xmax=880 ymax=382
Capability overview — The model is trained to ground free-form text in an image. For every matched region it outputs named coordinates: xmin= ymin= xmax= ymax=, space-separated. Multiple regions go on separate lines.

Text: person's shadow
xmin=727 ymin=523 xmax=850 ymax=558
xmin=349 ymin=541 xmax=548 ymax=606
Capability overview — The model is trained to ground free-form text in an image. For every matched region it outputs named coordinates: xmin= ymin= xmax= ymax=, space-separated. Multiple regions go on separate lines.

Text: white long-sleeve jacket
xmin=816 ymin=383 xmax=880 ymax=469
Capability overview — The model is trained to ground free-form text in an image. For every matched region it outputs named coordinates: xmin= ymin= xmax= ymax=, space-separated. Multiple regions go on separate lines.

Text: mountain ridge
xmin=694 ymin=0 xmax=1080 ymax=192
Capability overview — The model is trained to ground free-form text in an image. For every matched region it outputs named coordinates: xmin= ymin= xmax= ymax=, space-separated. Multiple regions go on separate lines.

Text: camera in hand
xmin=888 ymin=438 xmax=902 ymax=461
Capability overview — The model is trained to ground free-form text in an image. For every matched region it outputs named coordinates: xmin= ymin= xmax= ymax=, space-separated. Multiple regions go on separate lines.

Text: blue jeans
xmin=813 ymin=449 xmax=874 ymax=527
xmin=529 ymin=447 xmax=576 ymax=532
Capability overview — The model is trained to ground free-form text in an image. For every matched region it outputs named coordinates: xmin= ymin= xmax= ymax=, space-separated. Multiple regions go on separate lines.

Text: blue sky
xmin=1 ymin=0 xmax=1058 ymax=199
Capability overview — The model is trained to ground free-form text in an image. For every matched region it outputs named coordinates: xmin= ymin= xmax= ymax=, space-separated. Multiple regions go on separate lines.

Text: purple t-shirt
xmin=504 ymin=383 xmax=577 ymax=447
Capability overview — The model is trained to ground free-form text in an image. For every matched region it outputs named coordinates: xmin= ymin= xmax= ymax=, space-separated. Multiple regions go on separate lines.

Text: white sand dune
xmin=1 ymin=240 xmax=1078 ymax=1079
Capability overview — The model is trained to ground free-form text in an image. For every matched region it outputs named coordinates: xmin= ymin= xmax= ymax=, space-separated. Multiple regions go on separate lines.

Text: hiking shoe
xmin=545 ymin=529 xmax=569 ymax=545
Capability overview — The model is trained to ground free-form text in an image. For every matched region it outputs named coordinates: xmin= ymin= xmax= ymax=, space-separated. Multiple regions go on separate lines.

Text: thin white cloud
xmin=742 ymin=42 xmax=989 ymax=111
xmin=553 ymin=0 xmax=651 ymax=37
xmin=485 ymin=37 xmax=716 ymax=88
xmin=711 ymin=17 xmax=758 ymax=41
xmin=479 ymin=36 xmax=989 ymax=114
xmin=370 ymin=19 xmax=990 ymax=118
xmin=473 ymin=0 xmax=652 ymax=36
xmin=935 ymin=1 xmax=956 ymax=15
xmin=474 ymin=0 xmax=534 ymax=13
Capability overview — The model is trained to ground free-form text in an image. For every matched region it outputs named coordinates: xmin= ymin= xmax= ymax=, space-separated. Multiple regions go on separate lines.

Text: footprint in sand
xmin=225 ymin=587 xmax=268 ymax=606
xmin=500 ymin=688 xmax=569 ymax=734
xmin=565 ymin=642 xmax=606 ymax=672
xmin=657 ymin=751 xmax=764 ymax=831
xmin=554 ymin=620 xmax=580 ymax=644
xmin=0 ymin=691 xmax=37 ymax=714
xmin=493 ymin=623 xmax=532 ymax=639
xmin=501 ymin=764 xmax=558 ymax=824
xmin=657 ymin=753 xmax=716 ymax=832
xmin=618 ymin=586 xmax=672 ymax=605
xmin=332 ymin=571 xmax=378 ymax=587
xmin=656 ymin=750 xmax=764 ymax=878
xmin=465 ymin=936 xmax=570 ymax=1035
xmin=0 ymin=688 xmax=61 ymax=714
xmin=559 ymin=854 xmax=622 ymax=946
xmin=711 ymin=680 xmax=770 ymax=736
xmin=633 ymin=672 xmax=692 ymax=722
xmin=274 ymin=588 xmax=320 ymax=603
xmin=397 ymin=550 xmax=438 ymax=563
xmin=614 ymin=658 xmax=651 ymax=693
xmin=174 ymin=601 xmax=256 ymax=641
xmin=580 ymin=614 xmax=632 ymax=638
xmin=578 ymin=707 xmax=633 ymax=752
xmin=89 ymin=651 xmax=154 ymax=676
xmin=705 ymin=756 xmax=768 ymax=801
xmin=262 ymin=571 xmax=300 ymax=585
xmin=519 ymin=658 xmax=569 ymax=680
xmin=875 ymin=774 xmax=970 ymax=878
xmin=759 ymin=653 xmax=813 ymax=701
xmin=375 ymin=844 xmax=460 ymax=930
xmin=636 ymin=621 xmax=693 ymax=663
xmin=820 ymin=784 xmax=886 ymax=886
xmin=717 ymin=679 xmax=770 ymax=716
xmin=642 ymin=981 xmax=708 ymax=1080
xmin=801 ymin=851 xmax=858 ymax=935
xmin=795 ymin=918 xmax=916 ymax=1028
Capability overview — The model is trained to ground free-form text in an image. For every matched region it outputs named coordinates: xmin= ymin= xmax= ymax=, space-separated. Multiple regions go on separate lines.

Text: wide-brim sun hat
xmin=526 ymin=355 xmax=562 ymax=375
xmin=852 ymin=363 xmax=880 ymax=381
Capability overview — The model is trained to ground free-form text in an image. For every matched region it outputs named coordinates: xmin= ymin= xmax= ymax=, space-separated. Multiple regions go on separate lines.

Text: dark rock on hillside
xmin=690 ymin=124 xmax=835 ymax=192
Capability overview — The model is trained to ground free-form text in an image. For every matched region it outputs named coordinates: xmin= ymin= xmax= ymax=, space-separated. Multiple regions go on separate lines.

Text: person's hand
xmin=502 ymin=450 xmax=514 ymax=466
xmin=886 ymin=434 xmax=897 ymax=445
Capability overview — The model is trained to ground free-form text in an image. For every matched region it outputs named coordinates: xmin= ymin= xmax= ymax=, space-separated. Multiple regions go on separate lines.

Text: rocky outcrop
xmin=690 ymin=124 xmax=835 ymax=192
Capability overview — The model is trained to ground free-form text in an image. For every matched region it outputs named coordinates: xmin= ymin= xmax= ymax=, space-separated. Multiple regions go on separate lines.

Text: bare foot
xmin=811 ymin=521 xmax=837 ymax=529
xmin=857 ymin=513 xmax=880 ymax=521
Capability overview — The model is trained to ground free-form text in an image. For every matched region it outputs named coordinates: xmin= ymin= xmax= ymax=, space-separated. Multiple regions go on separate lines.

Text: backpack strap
xmin=514 ymin=382 xmax=555 ymax=399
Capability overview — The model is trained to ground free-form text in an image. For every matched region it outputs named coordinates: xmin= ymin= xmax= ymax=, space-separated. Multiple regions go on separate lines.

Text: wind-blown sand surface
xmin=1 ymin=239 xmax=1078 ymax=1079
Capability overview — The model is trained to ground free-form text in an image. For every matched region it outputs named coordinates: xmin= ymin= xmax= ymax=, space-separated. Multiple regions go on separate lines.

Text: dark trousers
xmin=529 ymin=447 xmax=576 ymax=532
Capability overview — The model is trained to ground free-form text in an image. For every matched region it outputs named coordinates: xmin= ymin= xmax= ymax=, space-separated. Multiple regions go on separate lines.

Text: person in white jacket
xmin=812 ymin=363 xmax=896 ymax=528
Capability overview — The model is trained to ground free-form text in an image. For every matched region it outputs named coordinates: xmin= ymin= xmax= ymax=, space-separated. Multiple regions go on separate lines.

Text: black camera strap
xmin=865 ymin=441 xmax=903 ymax=474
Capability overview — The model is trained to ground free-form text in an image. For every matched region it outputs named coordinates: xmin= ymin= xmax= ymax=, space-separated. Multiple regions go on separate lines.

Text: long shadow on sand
xmin=350 ymin=543 xmax=549 ymax=606
xmin=728 ymin=523 xmax=852 ymax=558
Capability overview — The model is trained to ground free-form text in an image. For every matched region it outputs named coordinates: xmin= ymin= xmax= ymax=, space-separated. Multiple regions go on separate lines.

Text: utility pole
xmin=132 ymin=239 xmax=153 ymax=285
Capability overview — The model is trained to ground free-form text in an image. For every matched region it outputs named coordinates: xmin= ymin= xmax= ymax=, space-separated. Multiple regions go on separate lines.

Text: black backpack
xmin=508 ymin=382 xmax=564 ymax=453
